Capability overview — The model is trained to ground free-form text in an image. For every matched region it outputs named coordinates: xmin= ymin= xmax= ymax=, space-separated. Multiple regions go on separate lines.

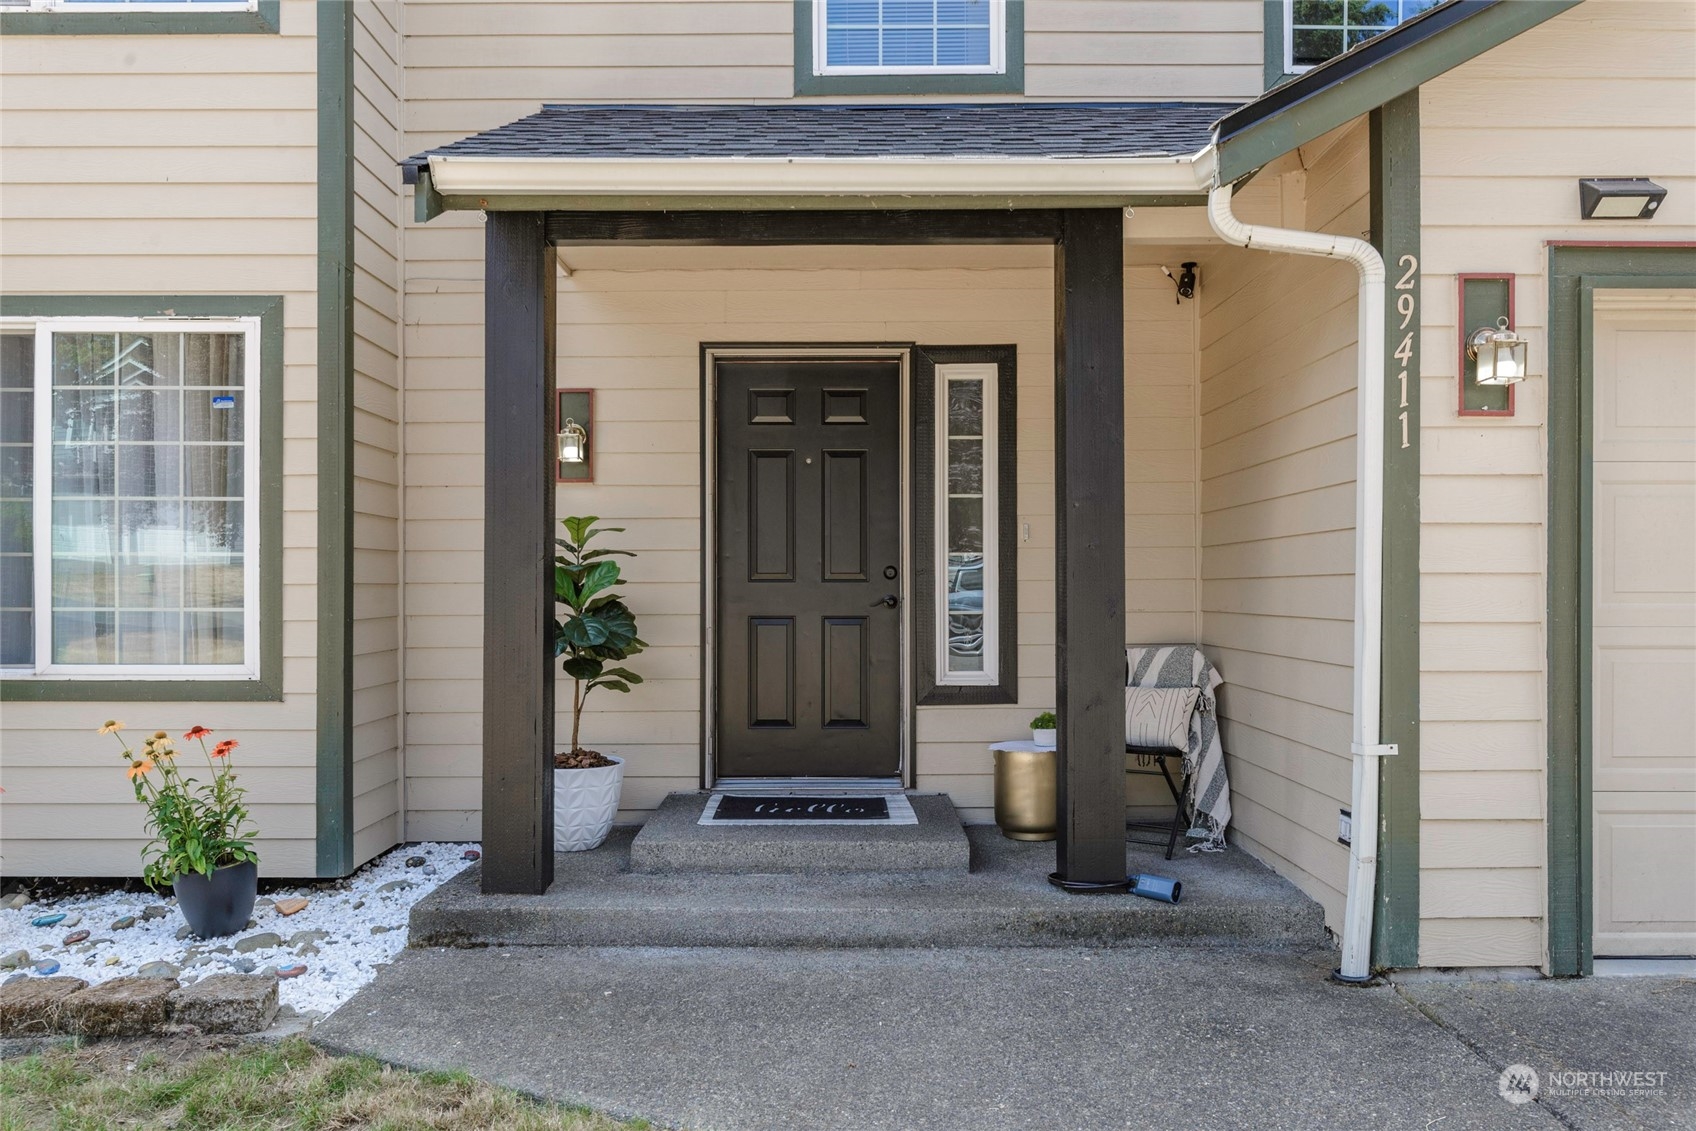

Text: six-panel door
xmin=715 ymin=359 xmax=902 ymax=778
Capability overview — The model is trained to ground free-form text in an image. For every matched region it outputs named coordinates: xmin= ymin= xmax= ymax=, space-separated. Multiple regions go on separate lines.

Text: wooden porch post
xmin=481 ymin=212 xmax=557 ymax=894
xmin=1053 ymin=209 xmax=1127 ymax=884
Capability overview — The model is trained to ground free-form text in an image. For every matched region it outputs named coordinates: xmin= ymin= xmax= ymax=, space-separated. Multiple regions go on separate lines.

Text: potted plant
xmin=553 ymin=515 xmax=646 ymax=851
xmin=1030 ymin=711 xmax=1057 ymax=749
xmin=104 ymin=722 xmax=258 ymax=938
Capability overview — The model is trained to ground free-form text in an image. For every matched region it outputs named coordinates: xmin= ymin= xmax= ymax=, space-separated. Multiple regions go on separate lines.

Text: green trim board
xmin=1545 ymin=245 xmax=1696 ymax=978
xmin=0 ymin=0 xmax=278 ymax=35
xmin=1218 ymin=1 xmax=1581 ymax=184
xmin=315 ymin=0 xmax=356 ymax=878
xmin=792 ymin=0 xmax=1024 ymax=96
xmin=1368 ymin=91 xmax=1420 ymax=971
xmin=0 ymin=295 xmax=285 ymax=705
xmin=1262 ymin=2 xmax=1295 ymax=91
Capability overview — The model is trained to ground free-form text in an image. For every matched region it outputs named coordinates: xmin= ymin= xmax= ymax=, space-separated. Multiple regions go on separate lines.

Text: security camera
xmin=1176 ymin=262 xmax=1198 ymax=300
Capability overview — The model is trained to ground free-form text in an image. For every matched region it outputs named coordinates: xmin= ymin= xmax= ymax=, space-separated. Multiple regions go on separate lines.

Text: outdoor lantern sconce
xmin=1579 ymin=178 xmax=1667 ymax=220
xmin=556 ymin=389 xmax=593 ymax=482
xmin=1457 ymin=275 xmax=1523 ymax=417
xmin=558 ymin=418 xmax=587 ymax=463
xmin=1467 ymin=318 xmax=1528 ymax=387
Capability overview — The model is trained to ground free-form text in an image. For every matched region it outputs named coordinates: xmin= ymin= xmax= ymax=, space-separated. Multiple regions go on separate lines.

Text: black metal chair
xmin=1125 ymin=746 xmax=1190 ymax=860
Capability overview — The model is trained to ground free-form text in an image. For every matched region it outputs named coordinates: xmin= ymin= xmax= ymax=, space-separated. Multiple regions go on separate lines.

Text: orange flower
xmin=126 ymin=758 xmax=155 ymax=780
xmin=184 ymin=726 xmax=213 ymax=740
xmin=212 ymin=740 xmax=238 ymax=759
xmin=151 ymin=738 xmax=175 ymax=758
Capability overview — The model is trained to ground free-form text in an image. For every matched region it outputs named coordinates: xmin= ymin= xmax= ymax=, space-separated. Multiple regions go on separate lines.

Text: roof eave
xmin=416 ymin=151 xmax=1218 ymax=214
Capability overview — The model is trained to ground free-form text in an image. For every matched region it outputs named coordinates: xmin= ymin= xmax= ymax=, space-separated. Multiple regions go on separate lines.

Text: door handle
xmin=869 ymin=593 xmax=900 ymax=609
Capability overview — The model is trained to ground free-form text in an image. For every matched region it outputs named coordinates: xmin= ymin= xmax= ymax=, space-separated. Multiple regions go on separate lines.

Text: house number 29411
xmin=1392 ymin=253 xmax=1416 ymax=450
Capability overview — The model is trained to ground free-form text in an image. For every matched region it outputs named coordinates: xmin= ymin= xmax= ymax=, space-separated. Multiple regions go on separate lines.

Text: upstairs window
xmin=13 ymin=1 xmax=257 ymax=10
xmin=817 ymin=0 xmax=1005 ymax=76
xmin=1285 ymin=0 xmax=1443 ymax=71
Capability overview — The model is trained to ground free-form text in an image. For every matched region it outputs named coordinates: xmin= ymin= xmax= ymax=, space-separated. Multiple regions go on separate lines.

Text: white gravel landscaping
xmin=0 ymin=841 xmax=475 ymax=1019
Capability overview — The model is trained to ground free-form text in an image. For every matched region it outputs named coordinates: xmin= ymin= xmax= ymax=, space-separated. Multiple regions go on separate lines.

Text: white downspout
xmin=1205 ymin=177 xmax=1392 ymax=984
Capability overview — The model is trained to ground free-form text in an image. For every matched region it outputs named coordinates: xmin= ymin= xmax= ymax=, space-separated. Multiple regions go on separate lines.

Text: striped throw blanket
xmin=1126 ymin=644 xmax=1231 ymax=851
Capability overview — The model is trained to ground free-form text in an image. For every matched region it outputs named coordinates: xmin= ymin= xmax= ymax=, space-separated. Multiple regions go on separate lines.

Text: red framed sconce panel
xmin=1456 ymin=274 xmax=1516 ymax=418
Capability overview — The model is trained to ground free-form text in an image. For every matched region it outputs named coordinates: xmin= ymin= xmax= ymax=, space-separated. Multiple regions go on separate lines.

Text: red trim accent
xmin=556 ymin=387 xmax=594 ymax=483
xmin=1544 ymin=240 xmax=1696 ymax=249
xmin=1456 ymin=273 xmax=1516 ymax=418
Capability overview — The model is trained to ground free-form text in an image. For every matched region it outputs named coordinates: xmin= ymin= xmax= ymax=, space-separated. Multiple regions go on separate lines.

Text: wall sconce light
xmin=1467 ymin=318 xmax=1528 ymax=386
xmin=1457 ymin=275 xmax=1522 ymax=417
xmin=556 ymin=389 xmax=593 ymax=482
xmin=558 ymin=418 xmax=587 ymax=463
xmin=1579 ymin=178 xmax=1667 ymax=220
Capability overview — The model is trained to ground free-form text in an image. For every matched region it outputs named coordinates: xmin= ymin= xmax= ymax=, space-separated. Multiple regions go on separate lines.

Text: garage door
xmin=1590 ymin=288 xmax=1696 ymax=958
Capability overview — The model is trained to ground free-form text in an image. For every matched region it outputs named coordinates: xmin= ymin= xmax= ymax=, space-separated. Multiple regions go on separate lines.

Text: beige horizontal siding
xmin=400 ymin=246 xmax=1202 ymax=834
xmin=1416 ymin=0 xmax=1696 ymax=967
xmin=1197 ymin=120 xmax=1370 ymax=935
xmin=0 ymin=0 xmax=321 ymax=877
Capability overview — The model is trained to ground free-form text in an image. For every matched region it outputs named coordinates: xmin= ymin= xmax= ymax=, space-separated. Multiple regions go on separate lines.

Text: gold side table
xmin=991 ymin=740 xmax=1058 ymax=841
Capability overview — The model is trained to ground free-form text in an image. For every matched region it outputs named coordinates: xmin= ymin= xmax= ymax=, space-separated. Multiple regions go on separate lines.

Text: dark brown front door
xmin=715 ymin=358 xmax=902 ymax=778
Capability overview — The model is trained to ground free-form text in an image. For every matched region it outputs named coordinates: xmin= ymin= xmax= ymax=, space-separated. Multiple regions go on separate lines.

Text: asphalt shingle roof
xmin=400 ymin=102 xmax=1235 ymax=183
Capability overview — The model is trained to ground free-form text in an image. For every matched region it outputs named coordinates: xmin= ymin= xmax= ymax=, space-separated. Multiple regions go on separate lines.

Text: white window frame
xmin=814 ymin=0 xmax=1006 ymax=77
xmin=3 ymin=316 xmax=262 ymax=681
xmin=21 ymin=1 xmax=256 ymax=11
xmin=933 ymin=361 xmax=998 ymax=687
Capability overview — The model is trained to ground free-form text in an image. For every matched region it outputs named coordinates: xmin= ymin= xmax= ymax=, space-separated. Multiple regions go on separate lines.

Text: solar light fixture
xmin=557 ymin=417 xmax=588 ymax=463
xmin=1579 ymin=178 xmax=1667 ymax=220
xmin=1467 ymin=317 xmax=1528 ymax=387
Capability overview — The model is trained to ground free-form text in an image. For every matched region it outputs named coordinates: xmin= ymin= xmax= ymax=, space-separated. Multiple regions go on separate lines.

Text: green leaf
xmin=581 ymin=548 xmax=636 ymax=560
xmin=590 ymin=679 xmax=631 ymax=694
xmin=602 ymin=667 xmax=644 ymax=685
xmin=560 ymin=615 xmax=610 ymax=647
xmin=562 ymin=656 xmax=604 ymax=681
xmin=576 ymin=559 xmax=622 ymax=601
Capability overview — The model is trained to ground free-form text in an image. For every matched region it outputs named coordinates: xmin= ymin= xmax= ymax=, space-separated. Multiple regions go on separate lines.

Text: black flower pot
xmin=172 ymin=861 xmax=258 ymax=938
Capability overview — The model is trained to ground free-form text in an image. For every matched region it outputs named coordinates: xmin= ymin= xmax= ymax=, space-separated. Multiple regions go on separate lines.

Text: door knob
xmin=869 ymin=593 xmax=899 ymax=609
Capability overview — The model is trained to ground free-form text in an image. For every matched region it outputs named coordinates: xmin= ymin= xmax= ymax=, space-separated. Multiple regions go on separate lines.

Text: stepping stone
xmin=234 ymin=932 xmax=281 ymax=954
xmin=137 ymin=961 xmax=180 ymax=979
xmin=168 ymin=974 xmax=279 ymax=1034
xmin=63 ymin=976 xmax=177 ymax=1038
xmin=0 ymin=975 xmax=87 ymax=1037
xmin=0 ymin=950 xmax=28 ymax=970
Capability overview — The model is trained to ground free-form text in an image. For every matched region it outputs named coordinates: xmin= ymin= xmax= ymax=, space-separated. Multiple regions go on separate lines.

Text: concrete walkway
xmin=314 ymin=946 xmax=1694 ymax=1130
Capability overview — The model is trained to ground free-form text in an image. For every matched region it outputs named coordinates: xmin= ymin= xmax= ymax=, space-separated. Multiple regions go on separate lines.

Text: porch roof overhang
xmin=400 ymin=102 xmax=1231 ymax=218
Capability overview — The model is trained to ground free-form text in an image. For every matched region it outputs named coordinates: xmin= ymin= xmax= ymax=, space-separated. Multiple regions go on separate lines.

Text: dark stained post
xmin=1053 ymin=209 xmax=1127 ymax=885
xmin=482 ymin=212 xmax=557 ymax=894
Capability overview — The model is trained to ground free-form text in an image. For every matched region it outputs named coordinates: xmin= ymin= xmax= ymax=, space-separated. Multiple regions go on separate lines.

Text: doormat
xmin=699 ymin=792 xmax=919 ymax=826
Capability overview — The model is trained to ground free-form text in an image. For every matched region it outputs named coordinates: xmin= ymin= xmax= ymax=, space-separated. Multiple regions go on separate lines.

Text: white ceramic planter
xmin=1031 ymin=728 xmax=1057 ymax=749
xmin=553 ymin=754 xmax=625 ymax=852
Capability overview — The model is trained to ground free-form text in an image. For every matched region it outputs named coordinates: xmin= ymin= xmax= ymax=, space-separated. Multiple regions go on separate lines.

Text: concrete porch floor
xmin=409 ymin=823 xmax=1328 ymax=950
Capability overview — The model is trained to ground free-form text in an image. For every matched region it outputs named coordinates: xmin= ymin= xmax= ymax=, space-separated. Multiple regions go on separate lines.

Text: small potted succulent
xmin=1030 ymin=711 xmax=1057 ymax=749
xmin=105 ymin=722 xmax=258 ymax=938
xmin=553 ymin=515 xmax=646 ymax=852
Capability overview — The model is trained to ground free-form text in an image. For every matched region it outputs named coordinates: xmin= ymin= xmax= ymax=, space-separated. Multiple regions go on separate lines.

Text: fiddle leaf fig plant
xmin=555 ymin=515 xmax=646 ymax=766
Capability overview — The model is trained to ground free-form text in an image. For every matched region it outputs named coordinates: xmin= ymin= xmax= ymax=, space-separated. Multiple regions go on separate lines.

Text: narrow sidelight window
xmin=913 ymin=346 xmax=1016 ymax=705
xmin=0 ymin=318 xmax=261 ymax=678
xmin=937 ymin=362 xmax=997 ymax=684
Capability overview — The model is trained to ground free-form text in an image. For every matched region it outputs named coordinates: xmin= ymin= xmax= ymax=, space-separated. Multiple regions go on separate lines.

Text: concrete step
xmin=628 ymin=791 xmax=970 ymax=876
xmin=409 ymin=826 xmax=1330 ymax=952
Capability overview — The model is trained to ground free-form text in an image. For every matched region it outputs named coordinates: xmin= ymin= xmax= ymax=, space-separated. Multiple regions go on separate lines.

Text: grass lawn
xmin=0 ymin=1035 xmax=649 ymax=1131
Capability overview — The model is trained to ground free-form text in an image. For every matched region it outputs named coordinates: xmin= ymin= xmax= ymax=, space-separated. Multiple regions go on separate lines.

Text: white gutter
xmin=426 ymin=150 xmax=1218 ymax=200
xmin=1206 ymin=176 xmax=1391 ymax=985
